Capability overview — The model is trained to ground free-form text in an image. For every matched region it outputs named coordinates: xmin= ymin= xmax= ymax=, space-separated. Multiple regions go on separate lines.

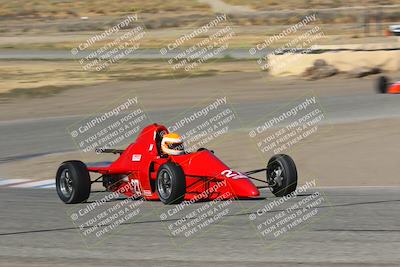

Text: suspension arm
xmin=244 ymin=168 xmax=267 ymax=176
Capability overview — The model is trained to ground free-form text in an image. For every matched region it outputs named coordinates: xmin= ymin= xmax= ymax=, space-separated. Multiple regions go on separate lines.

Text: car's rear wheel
xmin=156 ymin=162 xmax=186 ymax=204
xmin=267 ymin=154 xmax=297 ymax=197
xmin=377 ymin=76 xmax=389 ymax=94
xmin=56 ymin=160 xmax=91 ymax=204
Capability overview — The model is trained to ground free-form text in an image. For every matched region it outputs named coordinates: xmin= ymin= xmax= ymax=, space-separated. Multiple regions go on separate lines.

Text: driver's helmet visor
xmin=166 ymin=142 xmax=184 ymax=151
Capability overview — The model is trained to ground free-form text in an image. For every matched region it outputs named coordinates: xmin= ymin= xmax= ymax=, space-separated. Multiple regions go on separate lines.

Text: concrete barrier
xmin=268 ymin=49 xmax=400 ymax=77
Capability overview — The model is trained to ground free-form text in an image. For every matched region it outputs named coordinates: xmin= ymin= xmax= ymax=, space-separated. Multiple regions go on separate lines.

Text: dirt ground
xmin=0 ymin=60 xmax=258 ymax=95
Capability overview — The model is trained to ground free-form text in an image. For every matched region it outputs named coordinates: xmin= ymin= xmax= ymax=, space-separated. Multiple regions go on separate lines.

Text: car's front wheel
xmin=266 ymin=154 xmax=297 ymax=197
xmin=156 ymin=162 xmax=186 ymax=204
xmin=56 ymin=160 xmax=91 ymax=204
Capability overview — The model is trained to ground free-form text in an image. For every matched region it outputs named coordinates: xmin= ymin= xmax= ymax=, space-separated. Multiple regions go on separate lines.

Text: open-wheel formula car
xmin=56 ymin=124 xmax=298 ymax=205
xmin=376 ymin=76 xmax=400 ymax=94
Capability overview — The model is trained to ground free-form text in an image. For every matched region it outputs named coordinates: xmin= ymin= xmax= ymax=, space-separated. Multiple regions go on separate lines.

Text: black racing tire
xmin=156 ymin=162 xmax=186 ymax=204
xmin=377 ymin=76 xmax=389 ymax=94
xmin=56 ymin=160 xmax=91 ymax=204
xmin=266 ymin=154 xmax=297 ymax=197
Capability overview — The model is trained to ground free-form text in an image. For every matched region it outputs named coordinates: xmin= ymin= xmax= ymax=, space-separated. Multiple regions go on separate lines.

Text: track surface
xmin=1 ymin=73 xmax=399 ymax=266
xmin=1 ymin=93 xmax=400 ymax=163
xmin=0 ymin=187 xmax=399 ymax=266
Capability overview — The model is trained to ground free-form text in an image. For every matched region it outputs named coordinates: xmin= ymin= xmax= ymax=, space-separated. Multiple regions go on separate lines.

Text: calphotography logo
xmin=68 ymin=95 xmax=151 ymax=154
xmin=247 ymin=179 xmax=332 ymax=242
xmin=156 ymin=179 xmax=237 ymax=244
xmin=67 ymin=182 xmax=147 ymax=246
xmin=249 ymin=13 xmax=326 ymax=75
xmin=71 ymin=14 xmax=147 ymax=71
xmin=248 ymin=95 xmax=326 ymax=155
xmin=160 ymin=14 xmax=236 ymax=79
xmin=166 ymin=95 xmax=238 ymax=153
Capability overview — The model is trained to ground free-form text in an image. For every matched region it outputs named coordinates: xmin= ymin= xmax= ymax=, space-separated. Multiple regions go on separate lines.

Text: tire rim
xmin=158 ymin=170 xmax=172 ymax=199
xmin=268 ymin=161 xmax=284 ymax=189
xmin=59 ymin=169 xmax=73 ymax=198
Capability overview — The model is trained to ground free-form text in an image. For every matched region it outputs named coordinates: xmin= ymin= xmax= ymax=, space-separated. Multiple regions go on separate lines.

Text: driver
xmin=161 ymin=133 xmax=185 ymax=155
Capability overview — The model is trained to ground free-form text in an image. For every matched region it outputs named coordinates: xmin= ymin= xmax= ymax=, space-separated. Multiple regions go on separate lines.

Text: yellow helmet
xmin=161 ymin=133 xmax=185 ymax=155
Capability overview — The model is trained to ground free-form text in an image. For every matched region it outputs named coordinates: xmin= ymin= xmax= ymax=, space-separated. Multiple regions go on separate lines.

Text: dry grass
xmin=225 ymin=0 xmax=400 ymax=10
xmin=0 ymin=1 xmax=398 ymax=53
xmin=0 ymin=23 xmax=379 ymax=51
xmin=0 ymin=59 xmax=258 ymax=98
xmin=2 ymin=0 xmax=399 ymax=19
xmin=0 ymin=61 xmax=107 ymax=94
xmin=0 ymin=0 xmax=210 ymax=18
xmin=1 ymin=0 xmax=399 ymax=39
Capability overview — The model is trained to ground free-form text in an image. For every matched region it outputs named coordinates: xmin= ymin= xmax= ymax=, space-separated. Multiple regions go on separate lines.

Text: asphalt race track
xmin=1 ymin=74 xmax=399 ymax=266
xmin=1 ymin=93 xmax=400 ymax=163
xmin=0 ymin=187 xmax=399 ymax=266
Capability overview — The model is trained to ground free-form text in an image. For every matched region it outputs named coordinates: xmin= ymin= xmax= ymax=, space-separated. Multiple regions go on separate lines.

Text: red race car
xmin=377 ymin=76 xmax=400 ymax=94
xmin=56 ymin=124 xmax=298 ymax=205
